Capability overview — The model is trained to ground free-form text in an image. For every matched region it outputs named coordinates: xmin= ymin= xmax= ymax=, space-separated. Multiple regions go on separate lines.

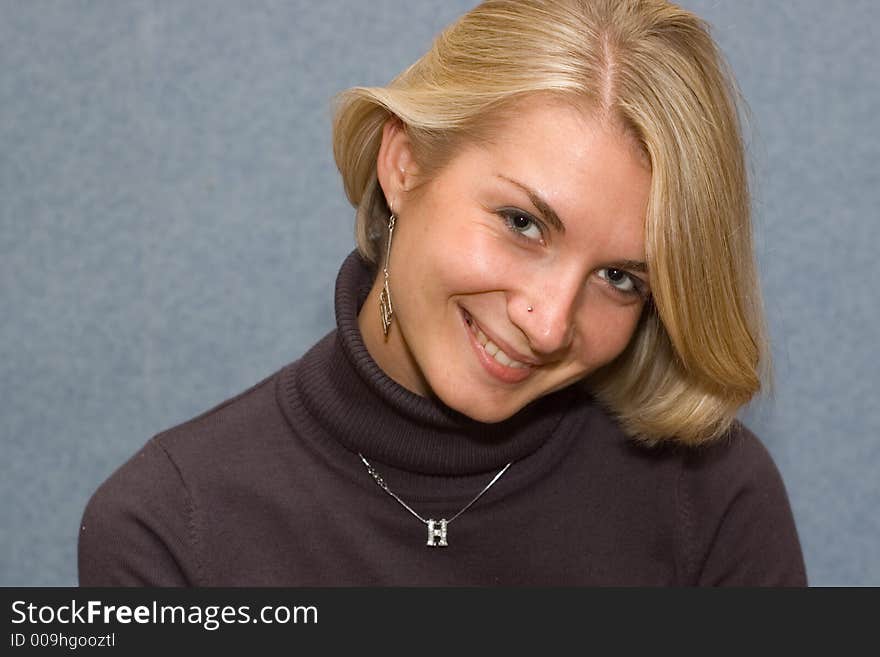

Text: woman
xmin=79 ymin=0 xmax=806 ymax=585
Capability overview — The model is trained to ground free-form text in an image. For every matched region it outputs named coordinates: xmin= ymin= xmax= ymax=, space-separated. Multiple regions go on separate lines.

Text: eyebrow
xmin=496 ymin=175 xmax=566 ymax=234
xmin=496 ymin=175 xmax=649 ymax=275
xmin=606 ymin=259 xmax=648 ymax=275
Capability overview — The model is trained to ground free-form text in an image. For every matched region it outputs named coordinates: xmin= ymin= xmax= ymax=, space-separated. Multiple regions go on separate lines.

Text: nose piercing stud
xmin=527 ymin=306 xmax=533 ymax=312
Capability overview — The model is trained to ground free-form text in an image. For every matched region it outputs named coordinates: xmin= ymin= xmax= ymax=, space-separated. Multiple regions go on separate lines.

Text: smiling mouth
xmin=463 ymin=312 xmax=530 ymax=369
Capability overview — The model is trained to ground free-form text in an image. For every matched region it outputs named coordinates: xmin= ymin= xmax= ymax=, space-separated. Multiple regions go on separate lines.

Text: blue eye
xmin=499 ymin=208 xmax=544 ymax=242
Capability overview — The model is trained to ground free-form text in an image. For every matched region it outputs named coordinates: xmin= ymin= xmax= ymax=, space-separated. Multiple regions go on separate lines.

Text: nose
xmin=513 ymin=271 xmax=581 ymax=356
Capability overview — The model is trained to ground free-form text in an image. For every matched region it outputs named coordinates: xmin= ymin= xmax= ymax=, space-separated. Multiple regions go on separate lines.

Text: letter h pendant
xmin=426 ymin=519 xmax=448 ymax=547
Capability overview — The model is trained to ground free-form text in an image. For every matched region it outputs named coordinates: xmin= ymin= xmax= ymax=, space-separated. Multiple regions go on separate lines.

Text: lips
xmin=461 ymin=309 xmax=536 ymax=384
xmin=467 ymin=318 xmax=529 ymax=368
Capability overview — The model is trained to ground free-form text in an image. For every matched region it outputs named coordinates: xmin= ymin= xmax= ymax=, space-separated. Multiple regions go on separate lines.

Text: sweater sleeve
xmin=677 ymin=423 xmax=807 ymax=586
xmin=78 ymin=437 xmax=200 ymax=586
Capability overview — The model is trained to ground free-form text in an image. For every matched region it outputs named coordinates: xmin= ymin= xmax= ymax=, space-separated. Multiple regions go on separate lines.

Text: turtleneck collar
xmin=284 ymin=250 xmax=577 ymax=476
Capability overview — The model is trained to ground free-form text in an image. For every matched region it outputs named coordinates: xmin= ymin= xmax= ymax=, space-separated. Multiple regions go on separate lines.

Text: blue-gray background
xmin=2 ymin=0 xmax=877 ymax=586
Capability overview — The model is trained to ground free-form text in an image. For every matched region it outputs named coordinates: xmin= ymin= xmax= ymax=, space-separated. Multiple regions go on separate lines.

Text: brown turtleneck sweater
xmin=78 ymin=251 xmax=807 ymax=586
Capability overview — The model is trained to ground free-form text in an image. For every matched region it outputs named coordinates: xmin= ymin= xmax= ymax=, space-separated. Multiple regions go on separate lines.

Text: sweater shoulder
xmin=153 ymin=366 xmax=293 ymax=467
xmin=79 ymin=436 xmax=196 ymax=585
xmin=682 ymin=420 xmax=776 ymax=473
xmin=78 ymin=364 xmax=304 ymax=586
xmin=676 ymin=421 xmax=807 ymax=586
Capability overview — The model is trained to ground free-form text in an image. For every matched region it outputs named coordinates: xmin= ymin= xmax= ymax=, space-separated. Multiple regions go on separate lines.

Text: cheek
xmin=574 ymin=305 xmax=644 ymax=365
xmin=428 ymin=230 xmax=517 ymax=293
xmin=404 ymin=178 xmax=518 ymax=290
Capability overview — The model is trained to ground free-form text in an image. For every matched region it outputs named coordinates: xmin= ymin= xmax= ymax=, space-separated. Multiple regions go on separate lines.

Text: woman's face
xmin=360 ymin=97 xmax=652 ymax=423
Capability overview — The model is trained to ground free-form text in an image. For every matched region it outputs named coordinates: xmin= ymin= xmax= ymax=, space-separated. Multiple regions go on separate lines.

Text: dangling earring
xmin=379 ymin=204 xmax=396 ymax=337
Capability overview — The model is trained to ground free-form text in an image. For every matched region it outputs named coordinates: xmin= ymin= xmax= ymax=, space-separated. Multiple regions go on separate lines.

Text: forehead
xmin=474 ymin=94 xmax=649 ymax=168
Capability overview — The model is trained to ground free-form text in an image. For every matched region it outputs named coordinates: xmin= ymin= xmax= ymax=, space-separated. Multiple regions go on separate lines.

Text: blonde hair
xmin=332 ymin=0 xmax=769 ymax=446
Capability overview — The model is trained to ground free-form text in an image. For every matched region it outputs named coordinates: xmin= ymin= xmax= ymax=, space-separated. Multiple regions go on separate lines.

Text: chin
xmin=459 ymin=408 xmax=522 ymax=424
xmin=464 ymin=406 xmax=519 ymax=424
xmin=438 ymin=389 xmax=527 ymax=424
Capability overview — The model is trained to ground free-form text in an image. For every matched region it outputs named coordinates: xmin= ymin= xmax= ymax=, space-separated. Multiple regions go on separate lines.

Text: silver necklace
xmin=358 ymin=453 xmax=512 ymax=547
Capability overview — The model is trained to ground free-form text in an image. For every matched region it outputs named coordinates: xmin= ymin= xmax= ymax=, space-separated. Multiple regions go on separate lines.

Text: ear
xmin=376 ymin=118 xmax=418 ymax=211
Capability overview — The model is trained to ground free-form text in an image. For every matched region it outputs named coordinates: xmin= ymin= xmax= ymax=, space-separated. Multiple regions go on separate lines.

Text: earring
xmin=527 ymin=305 xmax=533 ymax=312
xmin=379 ymin=205 xmax=396 ymax=337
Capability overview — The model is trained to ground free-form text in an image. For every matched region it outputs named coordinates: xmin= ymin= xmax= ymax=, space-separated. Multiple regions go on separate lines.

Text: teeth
xmin=492 ymin=348 xmax=514 ymax=367
xmin=468 ymin=317 xmax=528 ymax=369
